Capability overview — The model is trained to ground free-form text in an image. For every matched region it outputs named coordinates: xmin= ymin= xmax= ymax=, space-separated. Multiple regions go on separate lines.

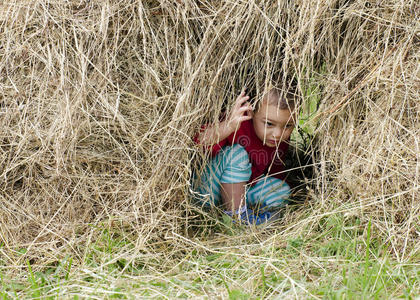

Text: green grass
xmin=291 ymin=74 xmax=322 ymax=145
xmin=1 ymin=214 xmax=418 ymax=299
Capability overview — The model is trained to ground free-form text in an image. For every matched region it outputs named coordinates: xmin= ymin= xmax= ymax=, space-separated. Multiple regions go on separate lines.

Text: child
xmin=193 ymin=86 xmax=297 ymax=225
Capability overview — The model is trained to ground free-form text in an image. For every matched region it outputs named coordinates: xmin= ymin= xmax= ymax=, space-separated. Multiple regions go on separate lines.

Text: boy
xmin=194 ymin=86 xmax=297 ymax=225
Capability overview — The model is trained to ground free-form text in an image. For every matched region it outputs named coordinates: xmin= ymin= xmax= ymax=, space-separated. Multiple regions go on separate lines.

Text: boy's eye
xmin=265 ymin=121 xmax=273 ymax=126
xmin=285 ymin=123 xmax=294 ymax=128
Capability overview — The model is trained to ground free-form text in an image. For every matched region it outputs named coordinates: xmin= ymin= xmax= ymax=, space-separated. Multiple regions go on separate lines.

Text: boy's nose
xmin=272 ymin=128 xmax=283 ymax=138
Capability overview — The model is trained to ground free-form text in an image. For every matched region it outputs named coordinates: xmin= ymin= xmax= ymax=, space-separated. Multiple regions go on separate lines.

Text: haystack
xmin=0 ymin=0 xmax=418 ymax=268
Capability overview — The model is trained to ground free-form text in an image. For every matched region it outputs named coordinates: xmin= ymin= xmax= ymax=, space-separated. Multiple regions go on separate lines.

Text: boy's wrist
xmin=222 ymin=120 xmax=236 ymax=134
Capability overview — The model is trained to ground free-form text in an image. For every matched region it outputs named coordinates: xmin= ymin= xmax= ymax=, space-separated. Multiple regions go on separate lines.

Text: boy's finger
xmin=237 ymin=95 xmax=249 ymax=105
xmin=240 ymin=115 xmax=253 ymax=122
xmin=239 ymin=104 xmax=252 ymax=112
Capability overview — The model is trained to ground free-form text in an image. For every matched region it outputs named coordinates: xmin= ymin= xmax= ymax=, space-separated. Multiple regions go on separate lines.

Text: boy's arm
xmin=196 ymin=89 xmax=252 ymax=146
xmin=196 ymin=120 xmax=234 ymax=146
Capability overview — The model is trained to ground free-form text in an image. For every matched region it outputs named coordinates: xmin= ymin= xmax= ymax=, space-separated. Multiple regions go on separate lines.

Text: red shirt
xmin=197 ymin=120 xmax=289 ymax=184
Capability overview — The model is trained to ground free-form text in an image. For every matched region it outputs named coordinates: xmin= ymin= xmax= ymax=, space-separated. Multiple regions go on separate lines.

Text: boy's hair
xmin=254 ymin=81 xmax=299 ymax=111
xmin=265 ymin=86 xmax=297 ymax=110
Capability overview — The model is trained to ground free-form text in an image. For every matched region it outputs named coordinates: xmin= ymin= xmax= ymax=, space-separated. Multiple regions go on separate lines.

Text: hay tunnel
xmin=0 ymin=0 xmax=419 ymax=269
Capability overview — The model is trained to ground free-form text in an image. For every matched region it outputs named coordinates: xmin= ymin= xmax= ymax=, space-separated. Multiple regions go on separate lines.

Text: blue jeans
xmin=193 ymin=144 xmax=290 ymax=210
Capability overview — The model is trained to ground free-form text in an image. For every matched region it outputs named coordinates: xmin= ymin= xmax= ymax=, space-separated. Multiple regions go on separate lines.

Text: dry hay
xmin=0 ymin=0 xmax=419 ymax=269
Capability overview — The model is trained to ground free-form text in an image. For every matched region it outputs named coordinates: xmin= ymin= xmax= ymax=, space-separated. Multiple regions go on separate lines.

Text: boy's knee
xmin=263 ymin=180 xmax=290 ymax=208
xmin=220 ymin=144 xmax=252 ymax=183
xmin=223 ymin=144 xmax=250 ymax=167
xmin=247 ymin=178 xmax=290 ymax=209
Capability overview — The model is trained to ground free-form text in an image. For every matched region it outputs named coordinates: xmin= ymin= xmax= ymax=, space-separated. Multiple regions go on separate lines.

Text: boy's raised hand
xmin=226 ymin=89 xmax=253 ymax=132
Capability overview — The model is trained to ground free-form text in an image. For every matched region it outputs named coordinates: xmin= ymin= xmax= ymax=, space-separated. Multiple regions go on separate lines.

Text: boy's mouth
xmin=266 ymin=139 xmax=279 ymax=146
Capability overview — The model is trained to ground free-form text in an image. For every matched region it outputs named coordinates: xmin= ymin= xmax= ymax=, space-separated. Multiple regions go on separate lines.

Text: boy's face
xmin=250 ymin=97 xmax=296 ymax=147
